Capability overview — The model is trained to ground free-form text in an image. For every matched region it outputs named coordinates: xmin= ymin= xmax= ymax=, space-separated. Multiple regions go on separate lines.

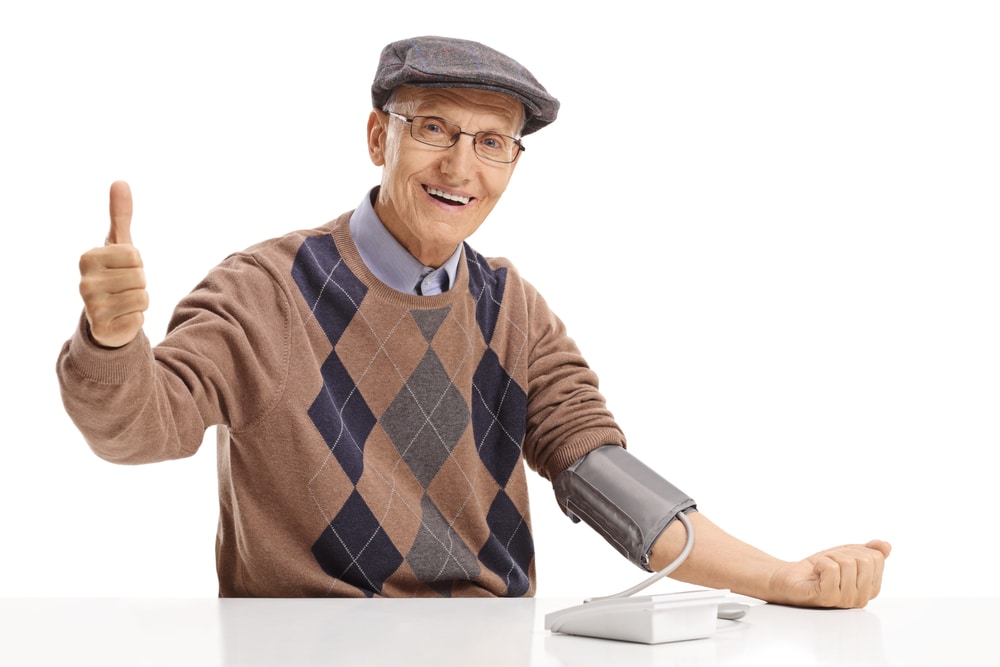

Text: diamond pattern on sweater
xmin=411 ymin=307 xmax=451 ymax=342
xmin=292 ymin=234 xmax=368 ymax=345
xmin=309 ymin=353 xmax=376 ymax=485
xmin=382 ymin=350 xmax=471 ymax=488
xmin=478 ymin=489 xmax=533 ymax=597
xmin=312 ymin=489 xmax=404 ymax=597
xmin=465 ymin=245 xmax=506 ymax=345
xmin=294 ymin=234 xmax=534 ymax=596
xmin=465 ymin=249 xmax=528 ymax=489
xmin=407 ymin=494 xmax=481 ymax=585
xmin=336 ymin=307 xmax=426 ymax=417
xmin=472 ymin=348 xmax=527 ymax=487
xmin=295 ymin=234 xmax=378 ymax=485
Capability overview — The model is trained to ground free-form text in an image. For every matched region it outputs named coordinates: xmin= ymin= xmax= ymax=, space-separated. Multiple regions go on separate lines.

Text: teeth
xmin=427 ymin=187 xmax=470 ymax=205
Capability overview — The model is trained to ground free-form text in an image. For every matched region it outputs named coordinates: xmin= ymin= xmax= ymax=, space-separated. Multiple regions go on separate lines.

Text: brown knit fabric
xmin=57 ymin=211 xmax=625 ymax=597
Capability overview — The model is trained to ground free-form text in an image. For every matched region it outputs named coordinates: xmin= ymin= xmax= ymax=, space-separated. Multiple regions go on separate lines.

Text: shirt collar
xmin=349 ymin=187 xmax=462 ymax=295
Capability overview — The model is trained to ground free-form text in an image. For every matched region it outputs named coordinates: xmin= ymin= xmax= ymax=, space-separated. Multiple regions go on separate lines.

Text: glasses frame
xmin=383 ymin=110 xmax=525 ymax=164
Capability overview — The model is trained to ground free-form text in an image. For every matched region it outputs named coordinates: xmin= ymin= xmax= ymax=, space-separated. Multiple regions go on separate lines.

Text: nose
xmin=439 ymin=132 xmax=479 ymax=176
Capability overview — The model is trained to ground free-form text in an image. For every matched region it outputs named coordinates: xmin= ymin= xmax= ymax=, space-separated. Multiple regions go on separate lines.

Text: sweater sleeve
xmin=56 ymin=251 xmax=292 ymax=464
xmin=519 ymin=280 xmax=627 ymax=481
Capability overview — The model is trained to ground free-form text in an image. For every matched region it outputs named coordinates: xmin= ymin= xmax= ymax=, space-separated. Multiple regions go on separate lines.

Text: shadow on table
xmin=544 ymin=602 xmax=888 ymax=667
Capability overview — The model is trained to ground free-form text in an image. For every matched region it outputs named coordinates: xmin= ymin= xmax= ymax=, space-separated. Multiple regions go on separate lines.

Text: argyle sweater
xmin=57 ymin=211 xmax=626 ymax=597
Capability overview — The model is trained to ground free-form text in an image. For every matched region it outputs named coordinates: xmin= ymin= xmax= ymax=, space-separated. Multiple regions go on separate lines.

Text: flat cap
xmin=372 ymin=36 xmax=559 ymax=135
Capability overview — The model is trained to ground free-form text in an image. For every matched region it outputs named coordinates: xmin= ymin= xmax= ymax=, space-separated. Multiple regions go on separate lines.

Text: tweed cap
xmin=372 ymin=36 xmax=559 ymax=136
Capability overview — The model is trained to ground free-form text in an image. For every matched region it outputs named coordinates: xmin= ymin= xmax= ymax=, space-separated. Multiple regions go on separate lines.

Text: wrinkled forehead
xmin=390 ymin=86 xmax=525 ymax=134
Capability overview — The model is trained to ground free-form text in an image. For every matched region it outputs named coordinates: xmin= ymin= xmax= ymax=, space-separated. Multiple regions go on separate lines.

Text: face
xmin=367 ymin=86 xmax=524 ymax=267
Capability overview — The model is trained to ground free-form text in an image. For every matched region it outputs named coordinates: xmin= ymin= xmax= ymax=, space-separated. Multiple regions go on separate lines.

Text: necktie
xmin=416 ymin=267 xmax=444 ymax=296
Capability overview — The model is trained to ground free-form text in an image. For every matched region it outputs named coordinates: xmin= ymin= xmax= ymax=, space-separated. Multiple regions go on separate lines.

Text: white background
xmin=1 ymin=1 xmax=997 ymax=599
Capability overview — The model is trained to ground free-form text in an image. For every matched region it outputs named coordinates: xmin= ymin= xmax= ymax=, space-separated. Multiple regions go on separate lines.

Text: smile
xmin=425 ymin=186 xmax=471 ymax=206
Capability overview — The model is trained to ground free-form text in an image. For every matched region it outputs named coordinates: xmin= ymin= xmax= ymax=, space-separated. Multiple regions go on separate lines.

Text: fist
xmin=769 ymin=539 xmax=891 ymax=609
xmin=78 ymin=181 xmax=149 ymax=348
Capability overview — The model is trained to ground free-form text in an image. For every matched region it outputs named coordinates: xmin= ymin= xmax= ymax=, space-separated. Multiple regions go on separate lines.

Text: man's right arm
xmin=57 ymin=181 xmax=198 ymax=463
xmin=58 ymin=181 xmax=295 ymax=465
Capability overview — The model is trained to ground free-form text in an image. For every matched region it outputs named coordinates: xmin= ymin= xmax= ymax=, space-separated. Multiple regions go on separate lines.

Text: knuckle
xmin=79 ymin=249 xmax=101 ymax=273
xmin=79 ymin=278 xmax=102 ymax=302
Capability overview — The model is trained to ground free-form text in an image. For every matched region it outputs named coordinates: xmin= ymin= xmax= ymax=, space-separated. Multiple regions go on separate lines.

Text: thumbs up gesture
xmin=78 ymin=181 xmax=149 ymax=348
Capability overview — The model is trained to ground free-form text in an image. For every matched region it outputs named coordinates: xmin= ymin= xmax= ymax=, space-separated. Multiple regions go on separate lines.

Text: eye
xmin=418 ymin=117 xmax=449 ymax=135
xmin=477 ymin=133 xmax=512 ymax=153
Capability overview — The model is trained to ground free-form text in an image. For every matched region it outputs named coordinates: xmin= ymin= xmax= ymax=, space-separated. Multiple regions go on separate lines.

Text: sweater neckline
xmin=330 ymin=213 xmax=470 ymax=307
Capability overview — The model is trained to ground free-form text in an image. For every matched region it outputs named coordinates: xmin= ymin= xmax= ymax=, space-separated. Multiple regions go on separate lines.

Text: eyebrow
xmin=412 ymin=110 xmax=521 ymax=138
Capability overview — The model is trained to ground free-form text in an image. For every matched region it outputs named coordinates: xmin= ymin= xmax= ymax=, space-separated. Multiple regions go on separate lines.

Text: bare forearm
xmin=649 ymin=512 xmax=784 ymax=601
xmin=648 ymin=512 xmax=891 ymax=608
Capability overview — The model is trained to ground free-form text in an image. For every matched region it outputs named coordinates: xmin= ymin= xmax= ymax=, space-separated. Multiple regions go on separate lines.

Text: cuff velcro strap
xmin=553 ymin=445 xmax=697 ymax=571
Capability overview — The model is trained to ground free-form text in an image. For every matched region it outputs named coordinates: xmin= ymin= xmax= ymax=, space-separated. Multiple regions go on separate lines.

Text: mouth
xmin=425 ymin=186 xmax=472 ymax=207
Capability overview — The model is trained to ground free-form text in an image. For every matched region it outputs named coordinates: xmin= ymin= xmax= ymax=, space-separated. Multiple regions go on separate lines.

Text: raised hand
xmin=78 ymin=181 xmax=149 ymax=348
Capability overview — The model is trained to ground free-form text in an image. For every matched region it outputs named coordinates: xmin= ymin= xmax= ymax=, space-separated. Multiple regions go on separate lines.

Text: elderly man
xmin=58 ymin=36 xmax=889 ymax=605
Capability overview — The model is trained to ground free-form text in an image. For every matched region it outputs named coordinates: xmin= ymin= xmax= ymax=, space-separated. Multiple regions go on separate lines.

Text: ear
xmin=367 ymin=109 xmax=387 ymax=167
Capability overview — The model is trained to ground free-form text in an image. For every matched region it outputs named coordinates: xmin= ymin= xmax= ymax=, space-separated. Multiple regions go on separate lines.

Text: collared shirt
xmin=349 ymin=188 xmax=462 ymax=296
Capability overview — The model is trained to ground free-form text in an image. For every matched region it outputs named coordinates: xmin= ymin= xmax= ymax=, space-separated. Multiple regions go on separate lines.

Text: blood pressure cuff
xmin=553 ymin=445 xmax=697 ymax=571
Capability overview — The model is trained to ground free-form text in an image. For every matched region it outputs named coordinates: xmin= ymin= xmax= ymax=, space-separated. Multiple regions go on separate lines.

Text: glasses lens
xmin=410 ymin=116 xmax=460 ymax=147
xmin=474 ymin=133 xmax=519 ymax=163
xmin=407 ymin=115 xmax=520 ymax=163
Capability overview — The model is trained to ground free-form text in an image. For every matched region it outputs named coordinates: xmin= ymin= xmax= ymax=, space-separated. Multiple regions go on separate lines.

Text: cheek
xmin=485 ymin=171 xmax=514 ymax=200
xmin=381 ymin=152 xmax=417 ymax=196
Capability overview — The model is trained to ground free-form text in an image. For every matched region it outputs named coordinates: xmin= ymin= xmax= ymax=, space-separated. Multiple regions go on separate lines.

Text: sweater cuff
xmin=61 ymin=313 xmax=151 ymax=385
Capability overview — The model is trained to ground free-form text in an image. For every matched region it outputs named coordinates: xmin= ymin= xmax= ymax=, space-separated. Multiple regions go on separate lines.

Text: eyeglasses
xmin=383 ymin=110 xmax=525 ymax=164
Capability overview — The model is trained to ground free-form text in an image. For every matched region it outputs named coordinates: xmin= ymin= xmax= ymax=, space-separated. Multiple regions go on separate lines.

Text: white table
xmin=0 ymin=597 xmax=992 ymax=666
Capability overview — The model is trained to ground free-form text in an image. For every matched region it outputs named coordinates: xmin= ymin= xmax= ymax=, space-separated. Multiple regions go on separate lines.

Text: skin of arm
xmin=648 ymin=512 xmax=891 ymax=608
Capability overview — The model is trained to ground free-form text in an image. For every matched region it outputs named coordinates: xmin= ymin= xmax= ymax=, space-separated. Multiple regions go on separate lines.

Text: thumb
xmin=107 ymin=180 xmax=133 ymax=245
